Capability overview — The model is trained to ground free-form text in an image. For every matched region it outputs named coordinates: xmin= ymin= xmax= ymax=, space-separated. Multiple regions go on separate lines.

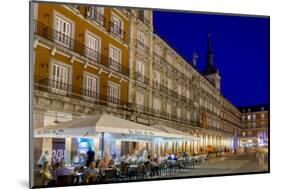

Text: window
xmin=247 ymin=115 xmax=251 ymax=120
xmin=167 ymin=103 xmax=171 ymax=115
xmin=154 ymin=44 xmax=162 ymax=55
xmin=252 ymin=122 xmax=256 ymax=128
xmin=85 ymin=32 xmax=100 ymax=61
xmin=247 ymin=131 xmax=252 ymax=137
xmin=177 ymin=108 xmax=181 ymax=118
xmin=166 ymin=54 xmax=173 ymax=64
xmin=109 ymin=45 xmax=121 ymax=71
xmin=167 ymin=78 xmax=172 ymax=90
xmin=261 ymin=121 xmax=265 ymax=127
xmin=111 ymin=15 xmax=123 ymax=37
xmin=108 ymin=83 xmax=119 ymax=104
xmin=177 ymin=85 xmax=181 ymax=95
xmin=88 ymin=6 xmax=104 ymax=25
xmin=154 ymin=70 xmax=161 ymax=87
xmin=84 ymin=74 xmax=98 ymax=99
xmin=55 ymin=16 xmax=72 ymax=47
xmin=136 ymin=61 xmax=145 ymax=81
xmin=136 ymin=92 xmax=144 ymax=106
xmin=51 ymin=63 xmax=69 ymax=95
xmin=153 ymin=98 xmax=161 ymax=113
xmin=242 ymin=115 xmax=245 ymax=121
xmin=137 ymin=31 xmax=147 ymax=47
xmin=186 ymin=89 xmax=190 ymax=99
xmin=252 ymin=114 xmax=256 ymax=120
xmin=186 ymin=111 xmax=191 ymax=121
xmin=261 ymin=113 xmax=265 ymax=120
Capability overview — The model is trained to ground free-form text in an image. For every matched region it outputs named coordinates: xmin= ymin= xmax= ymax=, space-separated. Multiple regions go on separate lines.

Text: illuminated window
xmin=247 ymin=115 xmax=251 ymax=120
xmin=261 ymin=113 xmax=265 ymax=120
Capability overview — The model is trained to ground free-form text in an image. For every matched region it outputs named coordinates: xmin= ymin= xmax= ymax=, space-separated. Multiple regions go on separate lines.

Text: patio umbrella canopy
xmin=34 ymin=114 xmax=192 ymax=140
xmin=151 ymin=124 xmax=200 ymax=141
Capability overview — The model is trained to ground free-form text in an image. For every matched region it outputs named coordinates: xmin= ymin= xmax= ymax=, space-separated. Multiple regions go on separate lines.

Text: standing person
xmin=37 ymin=151 xmax=49 ymax=169
xmin=86 ymin=147 xmax=95 ymax=167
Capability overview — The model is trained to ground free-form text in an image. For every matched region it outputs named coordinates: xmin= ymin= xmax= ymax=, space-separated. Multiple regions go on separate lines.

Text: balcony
xmin=160 ymin=84 xmax=168 ymax=93
xmin=135 ymin=72 xmax=149 ymax=85
xmin=136 ymin=39 xmax=149 ymax=54
xmin=87 ymin=8 xmax=106 ymax=27
xmin=34 ymin=20 xmax=129 ymax=76
xmin=138 ymin=12 xmax=150 ymax=27
xmin=34 ymin=76 xmax=130 ymax=109
xmin=153 ymin=52 xmax=166 ymax=68
xmin=108 ymin=21 xmax=126 ymax=41
xmin=153 ymin=81 xmax=161 ymax=90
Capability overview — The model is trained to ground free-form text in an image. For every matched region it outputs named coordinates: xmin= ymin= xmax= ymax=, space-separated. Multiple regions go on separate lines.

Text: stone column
xmin=65 ymin=137 xmax=72 ymax=165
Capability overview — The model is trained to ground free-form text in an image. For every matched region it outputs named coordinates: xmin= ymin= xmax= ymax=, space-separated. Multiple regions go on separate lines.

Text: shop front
xmin=34 ymin=114 xmax=199 ymax=165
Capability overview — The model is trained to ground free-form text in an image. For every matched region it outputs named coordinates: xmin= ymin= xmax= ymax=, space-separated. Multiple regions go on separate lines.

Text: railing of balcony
xmin=135 ymin=72 xmax=149 ymax=85
xmin=138 ymin=12 xmax=151 ymax=27
xmin=34 ymin=20 xmax=129 ymax=76
xmin=108 ymin=21 xmax=126 ymax=41
xmin=34 ymin=76 xmax=130 ymax=110
xmin=87 ymin=7 xmax=106 ymax=27
xmin=153 ymin=52 xmax=166 ymax=66
xmin=152 ymin=81 xmax=161 ymax=90
xmin=132 ymin=103 xmax=201 ymax=126
xmin=160 ymin=84 xmax=168 ymax=93
xmin=136 ymin=39 xmax=150 ymax=54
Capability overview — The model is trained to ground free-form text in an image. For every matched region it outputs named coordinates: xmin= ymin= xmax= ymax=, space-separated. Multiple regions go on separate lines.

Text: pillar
xmin=65 ymin=137 xmax=72 ymax=165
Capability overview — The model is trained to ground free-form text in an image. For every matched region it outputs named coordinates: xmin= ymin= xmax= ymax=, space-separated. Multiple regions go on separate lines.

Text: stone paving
xmin=151 ymin=154 xmax=268 ymax=179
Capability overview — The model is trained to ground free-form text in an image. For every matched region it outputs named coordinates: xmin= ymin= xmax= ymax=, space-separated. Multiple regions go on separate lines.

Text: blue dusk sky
xmin=153 ymin=10 xmax=269 ymax=108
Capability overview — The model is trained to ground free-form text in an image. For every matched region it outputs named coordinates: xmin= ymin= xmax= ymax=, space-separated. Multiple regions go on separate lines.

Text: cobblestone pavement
xmin=151 ymin=154 xmax=268 ymax=179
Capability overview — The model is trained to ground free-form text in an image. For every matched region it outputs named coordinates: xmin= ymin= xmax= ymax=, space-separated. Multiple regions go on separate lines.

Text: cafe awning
xmin=150 ymin=124 xmax=200 ymax=141
xmin=34 ymin=114 xmax=188 ymax=139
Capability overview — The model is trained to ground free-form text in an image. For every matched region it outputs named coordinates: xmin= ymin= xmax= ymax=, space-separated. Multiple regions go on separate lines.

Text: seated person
xmin=84 ymin=162 xmax=99 ymax=183
xmin=40 ymin=161 xmax=54 ymax=186
xmin=167 ymin=153 xmax=172 ymax=160
xmin=108 ymin=159 xmax=116 ymax=169
xmin=54 ymin=160 xmax=73 ymax=179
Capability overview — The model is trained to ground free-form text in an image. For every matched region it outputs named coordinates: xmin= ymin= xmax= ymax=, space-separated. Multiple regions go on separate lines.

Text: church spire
xmin=204 ymin=33 xmax=217 ymax=75
xmin=206 ymin=33 xmax=214 ymax=66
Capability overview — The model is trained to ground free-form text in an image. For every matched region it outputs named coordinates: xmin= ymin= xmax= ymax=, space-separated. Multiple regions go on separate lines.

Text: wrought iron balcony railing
xmin=34 ymin=20 xmax=129 ymax=76
xmin=135 ymin=72 xmax=149 ymax=85
xmin=138 ymin=12 xmax=151 ymax=27
xmin=136 ymin=39 xmax=150 ymax=54
xmin=34 ymin=76 xmax=130 ymax=109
